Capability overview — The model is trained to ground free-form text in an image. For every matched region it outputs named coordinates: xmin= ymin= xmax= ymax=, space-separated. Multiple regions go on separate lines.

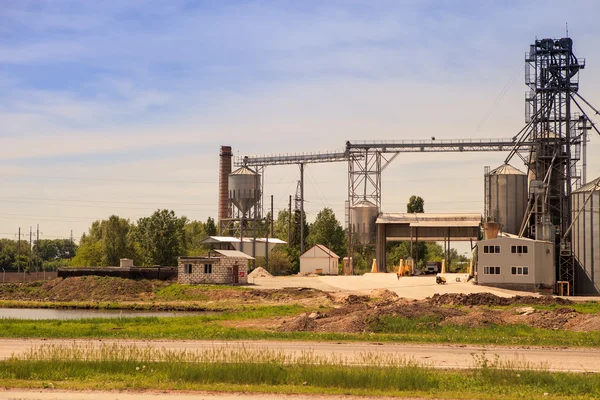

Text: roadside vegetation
xmin=1 ymin=344 xmax=599 ymax=399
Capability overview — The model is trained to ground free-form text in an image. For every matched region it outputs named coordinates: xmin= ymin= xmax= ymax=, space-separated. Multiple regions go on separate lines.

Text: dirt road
xmin=0 ymin=390 xmax=417 ymax=400
xmin=1 ymin=339 xmax=599 ymax=372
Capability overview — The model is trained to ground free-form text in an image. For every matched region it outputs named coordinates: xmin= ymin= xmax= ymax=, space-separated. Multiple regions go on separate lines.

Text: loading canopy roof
xmin=377 ymin=213 xmax=481 ymax=241
xmin=200 ymin=236 xmax=287 ymax=244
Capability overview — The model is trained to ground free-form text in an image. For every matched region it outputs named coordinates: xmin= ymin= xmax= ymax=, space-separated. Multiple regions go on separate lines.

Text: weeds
xmin=1 ymin=344 xmax=600 ymax=399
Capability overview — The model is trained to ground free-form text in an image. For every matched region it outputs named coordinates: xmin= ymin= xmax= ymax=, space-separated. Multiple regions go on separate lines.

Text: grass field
xmin=1 ymin=307 xmax=600 ymax=347
xmin=1 ymin=343 xmax=599 ymax=400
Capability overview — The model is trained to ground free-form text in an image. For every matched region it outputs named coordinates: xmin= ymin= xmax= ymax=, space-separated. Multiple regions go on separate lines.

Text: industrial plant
xmin=216 ymin=37 xmax=600 ymax=296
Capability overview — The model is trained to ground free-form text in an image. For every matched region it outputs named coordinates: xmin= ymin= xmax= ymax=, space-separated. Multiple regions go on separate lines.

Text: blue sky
xmin=1 ymin=0 xmax=600 ymax=240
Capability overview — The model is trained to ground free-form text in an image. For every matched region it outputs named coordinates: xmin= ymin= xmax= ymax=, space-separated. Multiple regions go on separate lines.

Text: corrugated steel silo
xmin=485 ymin=163 xmax=528 ymax=235
xmin=351 ymin=200 xmax=379 ymax=245
xmin=572 ymin=177 xmax=600 ymax=295
xmin=229 ymin=166 xmax=261 ymax=214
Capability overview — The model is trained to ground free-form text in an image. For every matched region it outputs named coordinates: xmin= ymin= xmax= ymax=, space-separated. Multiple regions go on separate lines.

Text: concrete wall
xmin=477 ymin=236 xmax=553 ymax=292
xmin=1 ymin=271 xmax=58 ymax=283
xmin=178 ymin=256 xmax=248 ymax=285
xmin=300 ymin=257 xmax=339 ymax=275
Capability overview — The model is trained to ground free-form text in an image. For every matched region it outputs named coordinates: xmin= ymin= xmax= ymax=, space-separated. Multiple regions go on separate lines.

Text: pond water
xmin=0 ymin=308 xmax=210 ymax=320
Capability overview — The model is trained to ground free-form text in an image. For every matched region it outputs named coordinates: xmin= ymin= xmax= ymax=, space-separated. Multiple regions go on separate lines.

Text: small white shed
xmin=300 ymin=244 xmax=340 ymax=275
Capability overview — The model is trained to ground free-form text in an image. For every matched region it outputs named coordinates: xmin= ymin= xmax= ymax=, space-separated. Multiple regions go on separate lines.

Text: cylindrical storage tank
xmin=351 ymin=200 xmax=378 ymax=245
xmin=483 ymin=222 xmax=502 ymax=240
xmin=571 ymin=177 xmax=600 ymax=295
xmin=485 ymin=163 xmax=528 ymax=235
xmin=229 ymin=166 xmax=261 ymax=214
xmin=219 ymin=146 xmax=233 ymax=223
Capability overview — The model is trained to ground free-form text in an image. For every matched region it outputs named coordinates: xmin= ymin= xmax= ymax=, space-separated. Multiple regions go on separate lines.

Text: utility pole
xmin=17 ymin=227 xmax=21 ymax=273
xmin=29 ymin=226 xmax=32 ymax=273
xmin=36 ymin=224 xmax=39 ymax=272
xmin=299 ymin=163 xmax=305 ymax=254
xmin=271 ymin=195 xmax=274 ymax=238
xmin=288 ymin=195 xmax=292 ymax=246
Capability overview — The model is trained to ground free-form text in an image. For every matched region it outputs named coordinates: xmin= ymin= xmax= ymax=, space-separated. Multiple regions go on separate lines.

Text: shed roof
xmin=213 ymin=249 xmax=255 ymax=259
xmin=300 ymin=244 xmax=340 ymax=259
xmin=376 ymin=213 xmax=481 ymax=227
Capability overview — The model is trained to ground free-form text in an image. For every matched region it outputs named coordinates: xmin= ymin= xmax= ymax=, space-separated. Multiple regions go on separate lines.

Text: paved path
xmin=253 ymin=274 xmax=540 ymax=299
xmin=1 ymin=339 xmax=599 ymax=372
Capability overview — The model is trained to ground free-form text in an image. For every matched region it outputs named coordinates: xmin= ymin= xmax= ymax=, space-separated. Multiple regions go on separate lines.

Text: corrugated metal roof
xmin=230 ymin=166 xmax=258 ymax=175
xmin=200 ymin=236 xmax=286 ymax=244
xmin=573 ymin=177 xmax=600 ymax=193
xmin=213 ymin=249 xmax=255 ymax=259
xmin=489 ymin=163 xmax=526 ymax=176
xmin=377 ymin=213 xmax=481 ymax=227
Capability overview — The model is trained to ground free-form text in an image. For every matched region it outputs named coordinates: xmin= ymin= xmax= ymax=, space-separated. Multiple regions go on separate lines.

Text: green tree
xmin=306 ymin=208 xmax=346 ymax=258
xmin=205 ymin=217 xmax=217 ymax=236
xmin=72 ymin=216 xmax=137 ymax=267
xmin=273 ymin=210 xmax=292 ymax=242
xmin=185 ymin=220 xmax=208 ymax=256
xmin=136 ymin=209 xmax=187 ymax=266
xmin=407 ymin=195 xmax=425 ymax=213
xmin=102 ymin=215 xmax=135 ymax=266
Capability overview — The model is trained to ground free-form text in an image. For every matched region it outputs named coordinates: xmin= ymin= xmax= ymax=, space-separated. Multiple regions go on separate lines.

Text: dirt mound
xmin=370 ymin=289 xmax=399 ymax=301
xmin=330 ymin=293 xmax=371 ymax=305
xmin=248 ymin=267 xmax=272 ymax=279
xmin=428 ymin=293 xmax=572 ymax=307
xmin=279 ymin=300 xmax=464 ymax=333
xmin=0 ymin=277 xmax=168 ymax=302
xmin=441 ymin=309 xmax=504 ymax=328
xmin=564 ymin=314 xmax=600 ymax=332
xmin=297 ymin=272 xmax=318 ymax=277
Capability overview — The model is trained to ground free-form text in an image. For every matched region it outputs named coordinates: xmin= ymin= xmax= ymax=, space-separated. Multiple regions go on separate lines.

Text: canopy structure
xmin=375 ymin=213 xmax=481 ymax=271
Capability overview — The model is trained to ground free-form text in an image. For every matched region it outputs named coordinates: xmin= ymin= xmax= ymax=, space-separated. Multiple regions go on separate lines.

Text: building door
xmin=232 ymin=263 xmax=239 ymax=284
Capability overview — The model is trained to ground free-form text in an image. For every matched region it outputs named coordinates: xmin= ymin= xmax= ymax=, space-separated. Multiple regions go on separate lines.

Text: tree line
xmin=0 ymin=196 xmax=469 ymax=273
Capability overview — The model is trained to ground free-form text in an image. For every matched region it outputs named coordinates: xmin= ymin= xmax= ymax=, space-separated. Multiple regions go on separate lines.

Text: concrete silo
xmin=485 ymin=163 xmax=528 ymax=235
xmin=572 ymin=177 xmax=600 ymax=295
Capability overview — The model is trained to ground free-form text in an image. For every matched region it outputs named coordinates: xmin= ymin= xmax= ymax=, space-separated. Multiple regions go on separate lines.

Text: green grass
xmin=0 ymin=309 xmax=599 ymax=347
xmin=154 ymin=283 xmax=250 ymax=301
xmin=1 ymin=344 xmax=599 ymax=399
xmin=484 ymin=301 xmax=600 ymax=314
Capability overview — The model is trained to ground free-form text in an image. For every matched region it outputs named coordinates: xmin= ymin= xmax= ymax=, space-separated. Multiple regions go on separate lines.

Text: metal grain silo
xmin=485 ymin=163 xmax=528 ymax=235
xmin=351 ymin=200 xmax=378 ymax=245
xmin=229 ymin=166 xmax=261 ymax=215
xmin=572 ymin=177 xmax=600 ymax=295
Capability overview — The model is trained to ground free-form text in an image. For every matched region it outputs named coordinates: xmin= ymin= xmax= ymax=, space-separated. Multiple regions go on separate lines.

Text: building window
xmin=483 ymin=245 xmax=501 ymax=254
xmin=204 ymin=264 xmax=212 ymax=274
xmin=184 ymin=264 xmax=193 ymax=274
xmin=483 ymin=266 xmax=500 ymax=275
xmin=511 ymin=266 xmax=529 ymax=275
xmin=511 ymin=245 xmax=529 ymax=254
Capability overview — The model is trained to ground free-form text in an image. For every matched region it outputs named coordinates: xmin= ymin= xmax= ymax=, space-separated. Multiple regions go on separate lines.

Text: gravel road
xmin=1 ymin=338 xmax=599 ymax=372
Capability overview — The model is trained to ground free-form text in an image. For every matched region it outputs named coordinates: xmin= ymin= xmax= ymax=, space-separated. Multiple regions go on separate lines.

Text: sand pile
xmin=248 ymin=267 xmax=273 ymax=279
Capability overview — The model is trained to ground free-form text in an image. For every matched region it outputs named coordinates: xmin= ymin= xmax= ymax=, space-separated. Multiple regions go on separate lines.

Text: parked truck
xmin=425 ymin=261 xmax=441 ymax=274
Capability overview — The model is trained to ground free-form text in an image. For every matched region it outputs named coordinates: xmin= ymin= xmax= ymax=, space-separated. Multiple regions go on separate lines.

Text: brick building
xmin=177 ymin=250 xmax=252 ymax=285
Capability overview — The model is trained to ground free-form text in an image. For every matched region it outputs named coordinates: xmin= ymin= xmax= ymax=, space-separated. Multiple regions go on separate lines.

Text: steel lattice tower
xmin=509 ymin=37 xmax=585 ymax=295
